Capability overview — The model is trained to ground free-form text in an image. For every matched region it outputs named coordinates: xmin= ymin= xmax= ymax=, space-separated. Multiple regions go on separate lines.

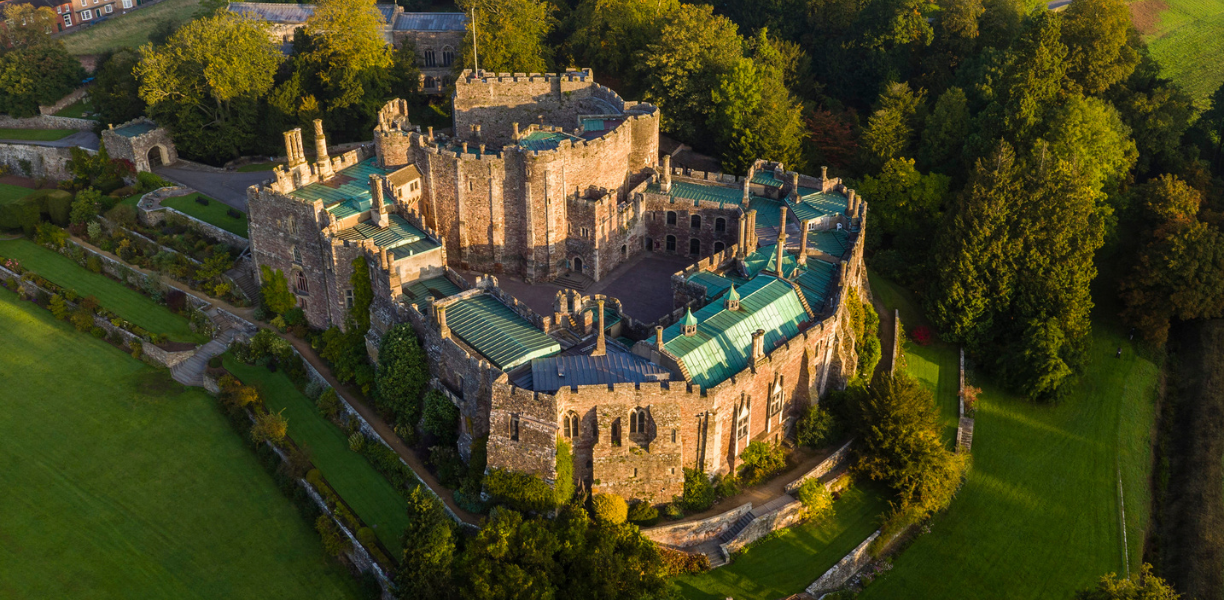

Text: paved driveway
xmin=0 ymin=131 xmax=99 ymax=150
xmin=155 ymin=166 xmax=273 ymax=213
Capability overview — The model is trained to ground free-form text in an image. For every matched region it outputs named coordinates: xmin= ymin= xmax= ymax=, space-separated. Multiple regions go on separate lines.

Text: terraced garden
xmin=162 ymin=193 xmax=249 ymax=237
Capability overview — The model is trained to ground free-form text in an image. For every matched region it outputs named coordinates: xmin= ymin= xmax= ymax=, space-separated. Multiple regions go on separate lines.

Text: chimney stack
xmin=313 ymin=119 xmax=334 ymax=180
xmin=427 ymin=126 xmax=434 ymax=141
xmin=436 ymin=304 xmax=450 ymax=338
xmin=847 ymin=190 xmax=856 ymax=216
xmin=743 ymin=164 xmax=753 ymax=206
xmin=661 ymin=154 xmax=672 ymax=193
xmin=791 ymin=172 xmax=800 ymax=201
xmin=775 ymin=206 xmax=788 ymax=277
xmin=751 ymin=329 xmax=765 ymax=365
xmin=593 ymin=298 xmax=606 ymax=356
xmin=285 ymin=129 xmax=306 ymax=167
xmin=655 ymin=325 xmax=665 ymax=350
xmin=798 ymin=219 xmax=809 ymax=265
xmin=513 ymin=122 xmax=520 ymax=139
xmin=370 ymin=175 xmax=389 ymax=228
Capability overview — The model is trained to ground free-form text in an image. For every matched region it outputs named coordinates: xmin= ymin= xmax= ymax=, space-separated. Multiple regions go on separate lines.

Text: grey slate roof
xmin=529 ymin=346 xmax=671 ymax=393
xmin=229 ymin=3 xmax=466 ymax=31
xmin=393 ymin=12 xmax=466 ymax=31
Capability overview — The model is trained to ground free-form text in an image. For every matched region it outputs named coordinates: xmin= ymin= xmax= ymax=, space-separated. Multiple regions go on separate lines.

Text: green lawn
xmin=162 ymin=193 xmax=249 ymax=238
xmin=224 ymin=356 xmax=413 ymax=556
xmin=673 ymin=484 xmax=890 ymax=600
xmin=62 ymin=0 xmax=201 ymax=55
xmin=0 ymin=128 xmax=75 ymax=141
xmin=855 ymin=277 xmax=1157 ymax=599
xmin=1137 ymin=0 xmax=1224 ymax=106
xmin=0 ymin=289 xmax=360 ymax=599
xmin=119 ymin=192 xmax=144 ymax=208
xmin=55 ymin=97 xmax=95 ymax=119
xmin=0 ymin=183 xmax=37 ymax=204
xmin=0 ymin=238 xmax=203 ymax=344
xmin=237 ymin=161 xmax=285 ymax=172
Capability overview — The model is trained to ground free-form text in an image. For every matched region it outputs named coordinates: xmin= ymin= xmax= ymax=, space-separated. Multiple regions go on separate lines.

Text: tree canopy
xmin=458 ymin=0 xmax=555 ymax=74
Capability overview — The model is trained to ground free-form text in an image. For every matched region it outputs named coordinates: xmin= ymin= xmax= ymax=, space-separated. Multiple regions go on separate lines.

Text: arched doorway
xmin=572 ymin=256 xmax=583 ymax=274
xmin=147 ymin=146 xmax=164 ymax=168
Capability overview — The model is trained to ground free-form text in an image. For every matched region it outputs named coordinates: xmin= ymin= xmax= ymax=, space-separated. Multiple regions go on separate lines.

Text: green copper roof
xmin=808 ymin=229 xmax=852 ymax=257
xmin=794 ymin=259 xmax=837 ymax=310
xmin=113 ymin=123 xmax=157 ymax=138
xmin=518 ymin=130 xmax=582 ymax=151
xmin=751 ymin=171 xmax=785 ymax=187
xmin=681 ymin=307 xmax=698 ymax=327
xmin=662 ymin=276 xmax=808 ymax=389
xmin=748 ymin=196 xmax=786 ymax=229
xmin=335 ymin=214 xmax=440 ymax=258
xmin=402 ymin=276 xmax=462 ymax=304
xmin=290 ymin=158 xmax=391 ymax=218
xmin=738 ymin=243 xmax=798 ymax=281
xmin=688 ymin=270 xmax=734 ymax=299
xmin=726 ymin=284 xmax=740 ymax=303
xmin=788 ymin=189 xmax=848 ymax=222
xmin=645 ymin=181 xmax=746 ymax=208
xmin=446 ymin=294 xmax=560 ymax=370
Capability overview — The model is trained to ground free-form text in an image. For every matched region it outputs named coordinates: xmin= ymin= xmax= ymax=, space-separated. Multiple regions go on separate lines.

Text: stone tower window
xmin=671 ymin=429 xmax=677 ymax=443
xmin=715 ymin=217 xmax=726 ymax=233
xmin=666 ymin=211 xmax=677 ymax=226
xmin=666 ymin=235 xmax=676 ymax=252
xmin=714 ymin=241 xmax=725 ymax=253
xmin=563 ymin=411 xmax=579 ymax=439
xmin=292 ymin=245 xmax=302 ymax=264
xmin=690 ymin=215 xmax=701 ymax=229
xmin=424 ymin=76 xmax=436 ymax=89
xmin=442 ymin=46 xmax=455 ymax=67
xmin=629 ymin=407 xmax=647 ymax=434
xmin=770 ymin=379 xmax=785 ymax=418
xmin=737 ymin=398 xmax=750 ymax=441
xmin=510 ymin=413 xmax=520 ymax=441
xmin=424 ymin=48 xmax=436 ymax=68
xmin=294 ymin=271 xmax=309 ymax=294
xmin=689 ymin=238 xmax=701 ymax=256
xmin=345 ymin=289 xmax=354 ymax=309
xmin=610 ymin=419 xmax=621 ymax=446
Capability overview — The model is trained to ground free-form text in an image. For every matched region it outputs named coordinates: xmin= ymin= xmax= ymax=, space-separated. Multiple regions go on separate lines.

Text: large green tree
xmin=1059 ymin=0 xmax=1139 ymax=95
xmin=0 ymin=43 xmax=85 ymax=118
xmin=857 ymin=157 xmax=950 ymax=250
xmin=567 ymin=0 xmax=679 ymax=89
xmin=395 ymin=487 xmax=457 ymax=600
xmin=136 ymin=12 xmax=283 ymax=163
xmin=92 ymin=49 xmax=147 ymax=127
xmin=299 ymin=0 xmax=392 ymax=111
xmin=1038 ymin=94 xmax=1137 ymax=196
xmin=458 ymin=0 xmax=555 ymax=74
xmin=918 ymin=86 xmax=970 ymax=173
xmin=375 ymin=323 xmax=429 ymax=435
xmin=861 ymin=82 xmax=927 ymax=168
xmin=710 ymin=31 xmax=806 ymax=173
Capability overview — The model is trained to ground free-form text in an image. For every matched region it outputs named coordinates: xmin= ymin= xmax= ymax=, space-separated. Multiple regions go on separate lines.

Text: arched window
xmin=442 ymin=46 xmax=455 ymax=67
xmin=423 ymin=48 xmax=436 ymax=68
xmin=666 ymin=235 xmax=676 ymax=252
xmin=294 ymin=270 xmax=309 ymax=294
xmin=424 ymin=76 xmax=436 ymax=90
xmin=611 ymin=419 xmax=621 ymax=445
xmin=666 ymin=211 xmax=677 ymax=226
xmin=690 ymin=238 xmax=701 ymax=256
xmin=563 ymin=411 xmax=579 ymax=439
xmin=691 ymin=214 xmax=701 ymax=229
xmin=629 ymin=407 xmax=647 ymax=434
xmin=715 ymin=217 xmax=726 ymax=233
xmin=621 ymin=244 xmax=627 ymax=258
xmin=714 ymin=241 xmax=725 ymax=253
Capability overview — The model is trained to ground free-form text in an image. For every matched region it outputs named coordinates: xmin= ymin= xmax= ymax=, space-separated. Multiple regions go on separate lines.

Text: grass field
xmin=0 ymin=128 xmax=75 ymax=142
xmin=1133 ymin=0 xmax=1224 ymax=106
xmin=673 ymin=484 xmax=890 ymax=600
xmin=119 ymin=192 xmax=144 ymax=207
xmin=0 ymin=289 xmax=360 ymax=599
xmin=162 ymin=193 xmax=249 ymax=238
xmin=0 ymin=238 xmax=203 ymax=344
xmin=854 ymin=276 xmax=1158 ymax=599
xmin=224 ymin=356 xmax=413 ymax=556
xmin=0 ymin=183 xmax=37 ymax=204
xmin=61 ymin=0 xmax=201 ymax=56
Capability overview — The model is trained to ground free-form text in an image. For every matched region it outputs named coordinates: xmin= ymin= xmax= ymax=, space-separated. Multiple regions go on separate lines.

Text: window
xmin=690 ymin=214 xmax=701 ymax=229
xmin=715 ymin=217 xmax=726 ymax=233
xmin=563 ymin=411 xmax=579 ymax=439
xmin=737 ymin=399 xmax=750 ymax=440
xmin=629 ymin=408 xmax=647 ymax=434
xmin=665 ymin=235 xmax=676 ymax=252
xmin=510 ymin=413 xmax=520 ymax=441
xmin=294 ymin=271 xmax=309 ymax=294
xmin=442 ymin=47 xmax=455 ymax=67
xmin=621 ymin=244 xmax=627 ymax=258
xmin=423 ymin=48 xmax=436 ymax=68
xmin=424 ymin=76 xmax=436 ymax=89
xmin=770 ymin=379 xmax=784 ymax=418
xmin=62 ymin=13 xmax=71 ymax=25
xmin=81 ymin=9 xmax=92 ymax=19
xmin=633 ymin=468 xmax=638 ymax=478
xmin=714 ymin=241 xmax=725 ymax=253
xmin=103 ymin=4 xmax=111 ymax=13
xmin=671 ymin=429 xmax=677 ymax=443
xmin=610 ymin=419 xmax=621 ymax=445
xmin=808 ymin=221 xmax=818 ymax=231
xmin=345 ymin=289 xmax=354 ymax=310
xmin=666 ymin=211 xmax=676 ymax=226
xmin=292 ymin=245 xmax=302 ymax=264
xmin=121 ymin=0 xmax=130 ymax=7
xmin=689 ymin=238 xmax=701 ymax=256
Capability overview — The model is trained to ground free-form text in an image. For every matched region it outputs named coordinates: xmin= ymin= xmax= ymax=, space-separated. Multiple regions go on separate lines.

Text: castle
xmin=246 ymin=69 xmax=867 ymax=503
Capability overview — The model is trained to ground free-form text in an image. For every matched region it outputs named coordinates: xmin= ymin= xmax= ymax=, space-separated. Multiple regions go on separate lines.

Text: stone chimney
xmin=370 ymin=175 xmax=389 ymax=228
xmin=427 ymin=126 xmax=434 ymax=142
xmin=798 ymin=220 xmax=809 ymax=265
xmin=743 ymin=164 xmax=753 ymax=206
xmin=285 ymin=128 xmax=306 ymax=168
xmin=790 ymin=172 xmax=800 ymax=201
xmin=744 ymin=209 xmax=758 ymax=250
xmin=661 ymin=154 xmax=672 ymax=193
xmin=847 ymin=190 xmax=856 ymax=216
xmin=436 ymin=304 xmax=450 ymax=338
xmin=655 ymin=325 xmax=665 ymax=350
xmin=512 ymin=122 xmax=520 ymax=140
xmin=593 ymin=298 xmax=606 ymax=356
xmin=751 ymin=329 xmax=765 ymax=365
xmin=313 ymin=119 xmax=334 ymax=180
xmin=379 ymin=246 xmax=389 ymax=270
xmin=774 ymin=206 xmax=788 ymax=277
xmin=473 ymin=124 xmax=482 ymax=144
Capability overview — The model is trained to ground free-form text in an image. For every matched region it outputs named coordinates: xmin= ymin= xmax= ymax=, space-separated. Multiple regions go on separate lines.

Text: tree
xmin=1060 ymin=0 xmax=1139 ymax=95
xmin=590 ymin=493 xmax=628 ymax=525
xmin=0 ymin=43 xmax=85 ymax=118
xmin=70 ymin=188 xmax=102 ymax=225
xmin=300 ymin=0 xmax=392 ymax=111
xmin=1110 ymin=59 xmax=1196 ymax=178
xmin=457 ymin=0 xmax=555 ymax=74
xmin=1 ymin=3 xmax=59 ymax=48
xmin=567 ymin=0 xmax=680 ymax=88
xmin=936 ymin=0 xmax=984 ymax=54
xmin=375 ymin=323 xmax=429 ymax=436
xmin=136 ymin=12 xmax=283 ymax=163
xmin=1196 ymin=82 xmax=1224 ymax=175
xmin=92 ymin=49 xmax=147 ymax=127
xmin=639 ymin=4 xmax=743 ymax=148
xmin=856 ymin=157 xmax=950 ymax=247
xmin=918 ymin=87 xmax=970 ymax=172
xmin=861 ymin=82 xmax=926 ymax=167
xmin=395 ymin=487 xmax=457 ymax=600
xmin=259 ymin=266 xmax=296 ymax=315
xmin=251 ymin=409 xmax=288 ymax=444
xmin=422 ymin=390 xmax=460 ymax=447
xmin=994 ymin=11 xmax=1068 ymax=140
xmin=806 ymin=108 xmax=860 ymax=170
xmin=348 ymin=256 xmax=373 ymax=334
xmin=1038 ymin=94 xmax=1137 ymax=196
xmin=1075 ymin=564 xmax=1181 ymax=600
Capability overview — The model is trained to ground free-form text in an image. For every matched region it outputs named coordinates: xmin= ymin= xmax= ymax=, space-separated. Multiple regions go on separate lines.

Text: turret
xmin=681 ymin=308 xmax=697 ymax=337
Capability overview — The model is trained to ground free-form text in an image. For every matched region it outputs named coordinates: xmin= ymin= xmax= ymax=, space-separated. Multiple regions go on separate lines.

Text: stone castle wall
xmin=0 ymin=143 xmax=80 ymax=179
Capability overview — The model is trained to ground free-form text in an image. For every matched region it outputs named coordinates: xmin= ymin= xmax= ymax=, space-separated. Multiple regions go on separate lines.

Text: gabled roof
xmin=646 ymin=181 xmax=746 ymax=208
xmin=661 ymin=276 xmax=808 ymax=389
xmin=393 ymin=12 xmax=466 ymax=31
xmin=788 ymin=189 xmax=848 ymax=222
xmin=793 ymin=259 xmax=837 ymax=310
xmin=446 ymin=295 xmax=560 ymax=371
xmin=529 ymin=346 xmax=671 ymax=393
xmin=386 ymin=164 xmax=421 ymax=188
xmin=402 ymin=275 xmax=461 ymax=305
xmin=751 ymin=171 xmax=785 ymax=187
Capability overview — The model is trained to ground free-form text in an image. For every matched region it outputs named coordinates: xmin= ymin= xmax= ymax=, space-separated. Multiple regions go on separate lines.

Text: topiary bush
xmin=591 ymin=493 xmax=628 ymax=524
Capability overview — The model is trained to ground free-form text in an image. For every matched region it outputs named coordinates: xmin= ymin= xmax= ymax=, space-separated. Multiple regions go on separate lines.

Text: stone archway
xmin=147 ymin=146 xmax=166 ymax=168
xmin=572 ymin=256 xmax=584 ymax=275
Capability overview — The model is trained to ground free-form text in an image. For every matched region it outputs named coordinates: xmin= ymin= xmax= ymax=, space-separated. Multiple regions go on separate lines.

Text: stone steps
xmin=227 ymin=259 xmax=260 ymax=304
xmin=553 ymin=272 xmax=594 ymax=291
xmin=171 ymin=314 xmax=236 ymax=387
xmin=718 ymin=512 xmax=756 ymax=544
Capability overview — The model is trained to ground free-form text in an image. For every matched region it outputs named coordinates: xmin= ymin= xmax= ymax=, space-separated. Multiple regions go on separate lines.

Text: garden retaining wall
xmin=39 ymin=87 xmax=91 ymax=116
xmin=784 ymin=439 xmax=854 ymax=495
xmin=138 ymin=186 xmax=250 ymax=250
xmin=807 ymin=530 xmax=881 ymax=595
xmin=64 ymin=239 xmax=211 ymax=312
xmin=718 ymin=498 xmax=808 ymax=557
xmin=641 ymin=502 xmax=753 ymax=548
xmin=0 ymin=114 xmax=95 ymax=130
xmin=0 ymin=143 xmax=82 ymax=179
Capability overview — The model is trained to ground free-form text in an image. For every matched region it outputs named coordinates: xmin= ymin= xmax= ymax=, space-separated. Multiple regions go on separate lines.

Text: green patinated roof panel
xmin=335 ymin=214 xmax=439 ymax=257
xmin=662 ymin=276 xmax=808 ymax=388
xmin=447 ymin=295 xmax=560 ymax=370
xmin=291 ymin=159 xmax=391 ymax=217
xmin=113 ymin=123 xmax=157 ymax=138
xmin=518 ymin=130 xmax=581 ymax=151
xmin=788 ymin=189 xmax=848 ymax=222
xmin=748 ymin=196 xmax=786 ymax=229
xmin=808 ymin=229 xmax=851 ymax=257
xmin=794 ymin=259 xmax=837 ymax=310
xmin=751 ymin=171 xmax=785 ymax=187
xmin=402 ymin=276 xmax=462 ymax=304
xmin=688 ymin=271 xmax=734 ymax=299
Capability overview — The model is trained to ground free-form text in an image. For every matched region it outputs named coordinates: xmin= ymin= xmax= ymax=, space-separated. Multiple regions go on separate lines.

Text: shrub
xmin=356 ymin=526 xmax=379 ymax=550
xmin=283 ymin=306 xmax=305 ymax=326
xmin=317 ymin=388 xmax=340 ymax=420
xmin=459 ymin=435 xmax=488 ymax=502
xmin=659 ymin=546 xmax=710 ymax=576
xmin=315 ymin=515 xmax=351 ymax=557
xmin=738 ymin=441 xmax=786 ymax=485
xmin=713 ymin=473 xmax=741 ymax=499
xmin=422 ymin=390 xmax=460 ymax=447
xmin=130 ymin=339 xmax=142 ymax=359
xmin=251 ymin=409 xmax=288 ymax=445
xmin=228 ymin=385 xmax=259 ymax=407
xmin=207 ymin=355 xmax=222 ymax=369
xmin=680 ymin=468 xmax=716 ymax=512
xmin=86 ymin=221 xmax=102 ymax=241
xmin=797 ymin=403 xmax=842 ymax=449
xmin=304 ymin=380 xmax=325 ymax=400
xmin=375 ymin=323 xmax=428 ymax=439
xmin=591 ymin=493 xmax=628 ymax=524
xmin=41 ymin=190 xmax=74 ymax=226
xmin=796 ymin=477 xmax=835 ymax=521
xmin=86 ymin=254 xmax=103 ymax=274
xmin=429 ymin=445 xmax=465 ymax=488
xmin=71 ymin=305 xmax=96 ymax=332
xmin=35 ymin=222 xmax=68 ymax=248
xmin=349 ymin=431 xmax=366 ymax=452
xmin=963 ymin=385 xmax=980 ymax=418
xmin=910 ymin=325 xmax=934 ymax=346
xmin=194 ymin=195 xmax=210 ymax=206
xmin=271 ymin=315 xmax=287 ymax=332
xmin=135 ymin=171 xmax=171 ymax=193
xmin=663 ymin=502 xmax=683 ymax=520
xmin=90 ymin=326 xmax=106 ymax=338
xmin=555 ymin=439 xmax=574 ymax=505
xmin=259 ymin=266 xmax=295 ymax=315
xmin=106 ymin=203 xmax=137 ymax=227
xmin=49 ymin=294 xmax=69 ymax=319
xmin=627 ymin=501 xmax=659 ymax=526
xmin=485 ymin=468 xmax=557 ymax=514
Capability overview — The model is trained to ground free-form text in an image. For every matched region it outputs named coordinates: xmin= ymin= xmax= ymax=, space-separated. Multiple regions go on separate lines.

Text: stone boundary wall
xmin=784 ymin=439 xmax=855 ymax=495
xmin=142 ymin=203 xmax=251 ymax=250
xmin=39 ymin=87 xmax=91 ymax=116
xmin=956 ymin=347 xmax=974 ymax=452
xmin=0 ymin=115 xmax=95 ymax=130
xmin=0 ymin=143 xmax=84 ymax=180
xmin=299 ymin=476 xmax=393 ymax=594
xmin=640 ymin=502 xmax=753 ymax=548
xmin=890 ymin=309 xmax=901 ymax=376
xmin=807 ymin=530 xmax=881 ymax=595
xmin=719 ymin=499 xmax=807 ymax=557
xmin=64 ymin=238 xmax=212 ymax=312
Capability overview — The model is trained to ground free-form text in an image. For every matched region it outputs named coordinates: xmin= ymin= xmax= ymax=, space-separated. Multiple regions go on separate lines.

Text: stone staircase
xmin=718 ymin=511 xmax=757 ymax=544
xmin=171 ymin=309 xmax=237 ymax=387
xmin=553 ymin=271 xmax=594 ymax=291
xmin=227 ymin=257 xmax=260 ymax=304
